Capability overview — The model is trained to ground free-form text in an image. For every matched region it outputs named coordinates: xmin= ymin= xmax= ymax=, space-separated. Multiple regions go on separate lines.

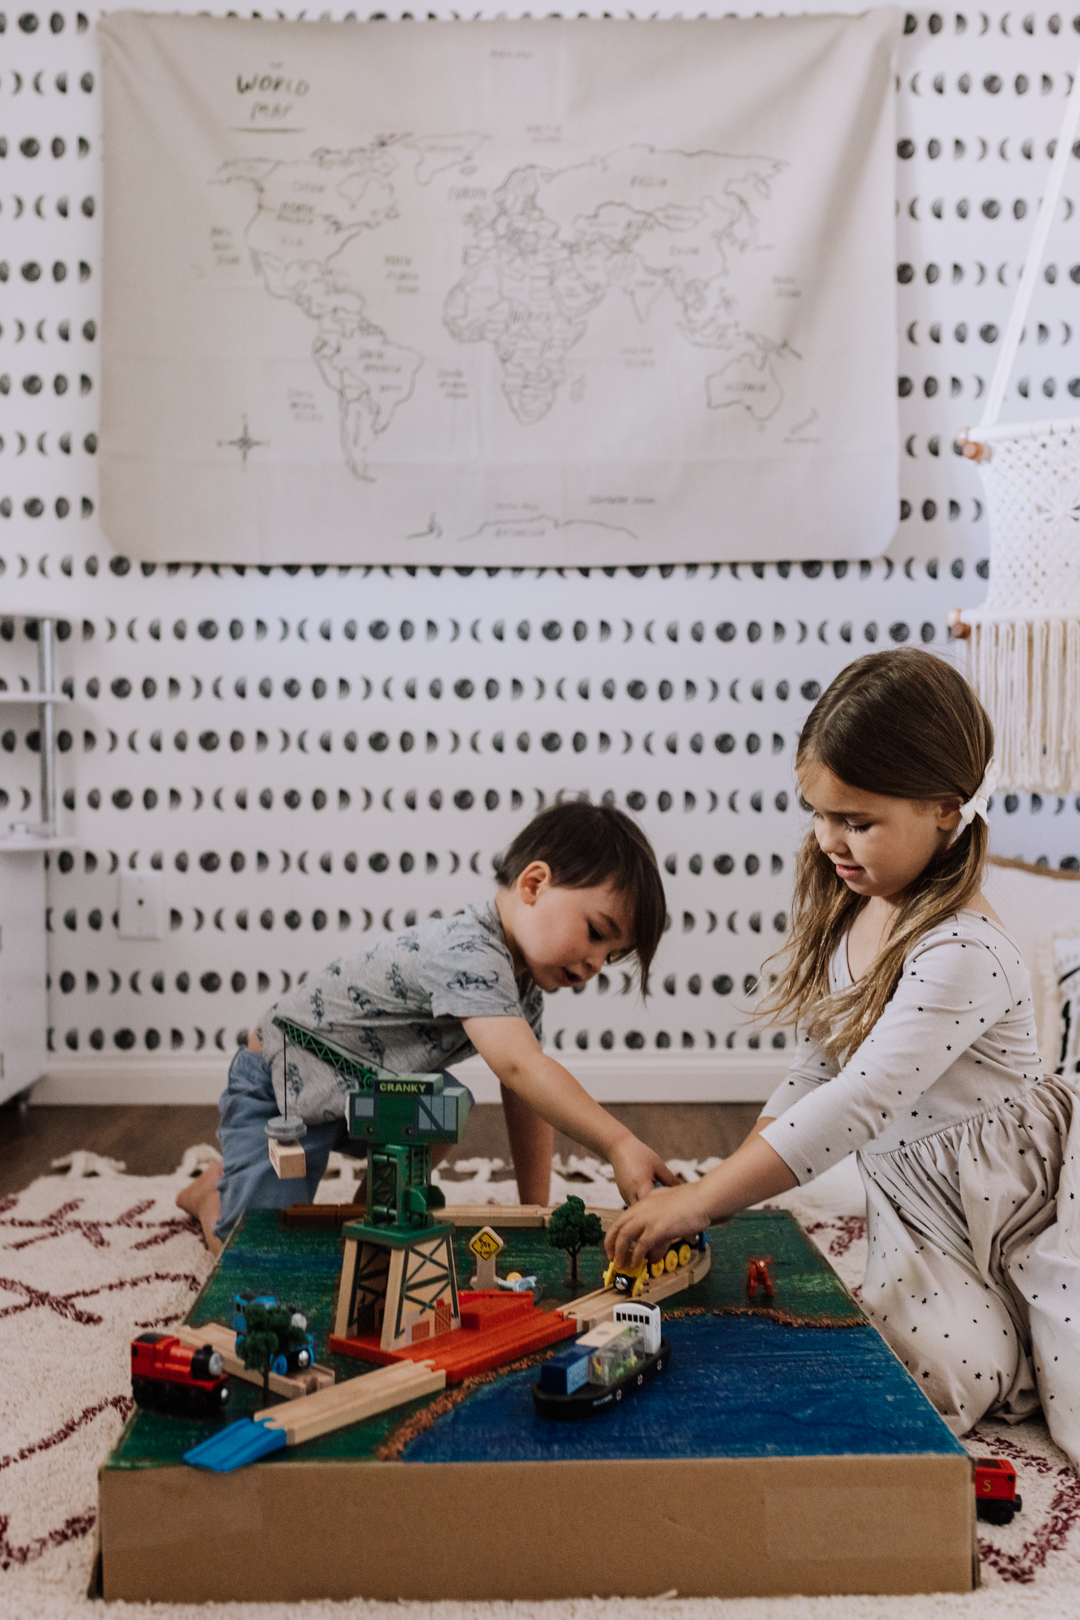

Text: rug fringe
xmin=49 ymin=1150 xmax=127 ymax=1179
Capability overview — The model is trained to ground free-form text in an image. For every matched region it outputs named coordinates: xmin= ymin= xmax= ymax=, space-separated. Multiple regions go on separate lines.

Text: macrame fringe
xmin=967 ymin=617 xmax=1080 ymax=794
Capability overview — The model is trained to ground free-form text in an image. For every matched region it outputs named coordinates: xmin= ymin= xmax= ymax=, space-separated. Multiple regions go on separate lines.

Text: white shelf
xmin=0 ymin=615 xmax=74 ymax=1102
xmin=0 ymin=835 xmax=78 ymax=852
xmin=0 ymin=693 xmax=71 ymax=704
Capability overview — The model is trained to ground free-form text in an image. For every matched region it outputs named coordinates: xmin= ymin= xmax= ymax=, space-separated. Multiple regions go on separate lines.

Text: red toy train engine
xmin=130 ymin=1332 xmax=231 ymax=1419
xmin=974 ymin=1458 xmax=1022 ymax=1525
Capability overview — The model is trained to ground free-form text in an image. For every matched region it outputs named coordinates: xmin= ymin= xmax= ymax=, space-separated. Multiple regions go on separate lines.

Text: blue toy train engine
xmin=230 ymin=1291 xmax=315 ymax=1375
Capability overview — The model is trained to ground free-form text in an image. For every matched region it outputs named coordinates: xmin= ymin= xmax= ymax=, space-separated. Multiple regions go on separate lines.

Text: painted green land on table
xmin=105 ymin=1207 xmax=873 ymax=1473
xmin=707 ymin=1208 xmax=865 ymax=1325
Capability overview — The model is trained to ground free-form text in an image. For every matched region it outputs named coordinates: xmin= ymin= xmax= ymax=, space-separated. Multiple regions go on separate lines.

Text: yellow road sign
xmin=468 ymin=1225 xmax=504 ymax=1262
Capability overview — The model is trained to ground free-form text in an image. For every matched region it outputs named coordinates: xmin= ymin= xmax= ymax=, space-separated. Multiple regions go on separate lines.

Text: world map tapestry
xmin=98 ymin=11 xmax=900 ymax=566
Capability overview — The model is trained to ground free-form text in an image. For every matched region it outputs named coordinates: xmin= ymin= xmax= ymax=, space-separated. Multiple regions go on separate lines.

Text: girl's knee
xmin=866 ymin=1294 xmax=1026 ymax=1431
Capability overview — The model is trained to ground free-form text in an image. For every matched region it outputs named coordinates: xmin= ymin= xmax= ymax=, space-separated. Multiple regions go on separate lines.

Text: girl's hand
xmin=606 ymin=1182 xmax=714 ymax=1270
xmin=607 ymin=1136 xmax=678 ymax=1206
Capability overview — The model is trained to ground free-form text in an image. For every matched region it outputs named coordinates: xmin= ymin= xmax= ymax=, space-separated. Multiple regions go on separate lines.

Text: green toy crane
xmin=273 ymin=1017 xmax=470 ymax=1231
xmin=273 ymin=1018 xmax=472 ymax=1352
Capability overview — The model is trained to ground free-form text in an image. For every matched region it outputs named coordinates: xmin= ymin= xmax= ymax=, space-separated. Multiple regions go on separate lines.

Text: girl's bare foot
xmin=176 ymin=1160 xmax=224 ymax=1256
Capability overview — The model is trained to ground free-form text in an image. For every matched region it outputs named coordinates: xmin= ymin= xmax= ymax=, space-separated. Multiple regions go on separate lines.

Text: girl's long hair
xmin=761 ymin=649 xmax=994 ymax=1064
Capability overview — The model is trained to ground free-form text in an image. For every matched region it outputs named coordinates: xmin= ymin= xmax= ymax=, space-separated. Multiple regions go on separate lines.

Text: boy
xmin=178 ymin=801 xmax=675 ymax=1252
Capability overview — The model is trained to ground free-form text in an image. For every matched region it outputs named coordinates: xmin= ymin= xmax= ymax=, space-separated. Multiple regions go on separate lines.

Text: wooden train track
xmin=184 ymin=1358 xmax=445 ymax=1470
xmin=253 ymin=1360 xmax=446 ymax=1446
xmin=182 ymin=1213 xmax=710 ymax=1471
xmin=412 ymin=1202 xmax=619 ymax=1231
xmin=175 ymin=1321 xmax=336 ymax=1401
xmin=283 ymin=1200 xmax=620 ymax=1231
xmin=559 ymin=1242 xmax=713 ymax=1332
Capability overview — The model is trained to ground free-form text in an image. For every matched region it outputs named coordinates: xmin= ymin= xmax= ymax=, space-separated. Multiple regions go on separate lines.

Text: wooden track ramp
xmin=254 ymin=1360 xmax=446 ymax=1446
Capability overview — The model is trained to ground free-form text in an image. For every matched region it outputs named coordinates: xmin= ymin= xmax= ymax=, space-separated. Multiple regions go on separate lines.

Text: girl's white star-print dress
xmin=760 ymin=908 xmax=1080 ymax=1468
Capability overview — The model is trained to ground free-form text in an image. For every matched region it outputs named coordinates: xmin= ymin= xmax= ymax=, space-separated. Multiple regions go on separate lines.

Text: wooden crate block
xmin=268 ymin=1139 xmax=307 ymax=1179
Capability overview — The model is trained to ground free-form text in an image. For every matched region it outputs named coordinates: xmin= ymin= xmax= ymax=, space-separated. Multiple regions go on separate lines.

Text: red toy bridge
xmin=328 ymin=1290 xmax=577 ymax=1383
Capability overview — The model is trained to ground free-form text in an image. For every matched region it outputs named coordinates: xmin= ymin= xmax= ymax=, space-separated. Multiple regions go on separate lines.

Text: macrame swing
xmin=958 ymin=56 xmax=1080 ymax=794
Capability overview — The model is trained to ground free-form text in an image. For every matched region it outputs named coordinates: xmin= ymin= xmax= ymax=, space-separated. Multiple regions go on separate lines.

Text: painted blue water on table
xmin=402 ymin=1316 xmax=966 ymax=1465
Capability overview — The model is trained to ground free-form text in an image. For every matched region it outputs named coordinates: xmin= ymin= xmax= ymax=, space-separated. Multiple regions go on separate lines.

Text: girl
xmin=607 ymin=648 xmax=1080 ymax=1466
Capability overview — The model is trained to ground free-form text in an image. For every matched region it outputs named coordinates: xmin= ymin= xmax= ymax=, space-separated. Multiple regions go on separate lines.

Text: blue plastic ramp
xmin=184 ymin=1417 xmax=288 ymax=1472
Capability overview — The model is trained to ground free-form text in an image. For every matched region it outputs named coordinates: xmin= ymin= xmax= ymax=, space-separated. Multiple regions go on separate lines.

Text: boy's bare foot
xmin=176 ymin=1160 xmax=224 ymax=1256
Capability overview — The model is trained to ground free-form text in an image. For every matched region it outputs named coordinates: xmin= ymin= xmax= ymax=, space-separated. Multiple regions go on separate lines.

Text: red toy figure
xmin=744 ymin=1256 xmax=775 ymax=1300
xmin=973 ymin=1458 xmax=1022 ymax=1525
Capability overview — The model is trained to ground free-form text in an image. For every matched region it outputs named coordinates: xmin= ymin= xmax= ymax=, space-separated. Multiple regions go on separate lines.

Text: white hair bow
xmin=958 ymin=759 xmax=999 ymax=827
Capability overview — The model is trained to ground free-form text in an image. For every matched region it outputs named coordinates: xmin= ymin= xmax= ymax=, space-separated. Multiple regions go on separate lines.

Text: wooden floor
xmin=0 ymin=1101 xmax=761 ymax=1199
xmin=0 ymin=1104 xmax=222 ymax=1197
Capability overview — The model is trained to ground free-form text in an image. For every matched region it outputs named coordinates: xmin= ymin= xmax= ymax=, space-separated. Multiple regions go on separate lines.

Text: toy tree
xmin=548 ymin=1195 xmax=605 ymax=1284
xmin=239 ymin=1302 xmax=309 ymax=1405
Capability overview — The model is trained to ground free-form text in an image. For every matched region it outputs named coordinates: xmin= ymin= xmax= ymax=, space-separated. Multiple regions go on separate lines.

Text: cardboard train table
xmin=98 ymin=1208 xmax=976 ymax=1602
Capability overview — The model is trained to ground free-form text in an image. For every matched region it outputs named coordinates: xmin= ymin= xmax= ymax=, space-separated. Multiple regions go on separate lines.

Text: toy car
xmin=496 ymin=1271 xmax=540 ymax=1296
xmin=230 ymin=1290 xmax=315 ymax=1375
xmin=131 ymin=1333 xmax=231 ymax=1418
xmin=974 ymin=1458 xmax=1023 ymax=1525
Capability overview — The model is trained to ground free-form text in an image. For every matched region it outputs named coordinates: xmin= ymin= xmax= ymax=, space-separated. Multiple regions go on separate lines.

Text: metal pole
xmin=36 ymin=617 xmax=56 ymax=835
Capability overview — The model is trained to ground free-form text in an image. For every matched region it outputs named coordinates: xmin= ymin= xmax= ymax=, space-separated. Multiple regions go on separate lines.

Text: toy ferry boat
xmin=531 ymin=1302 xmax=670 ymax=1420
xmin=531 ymin=1336 xmax=672 ymax=1420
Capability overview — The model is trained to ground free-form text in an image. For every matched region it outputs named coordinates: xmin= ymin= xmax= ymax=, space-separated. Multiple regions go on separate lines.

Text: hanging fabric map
xmin=98 ymin=11 xmax=900 ymax=566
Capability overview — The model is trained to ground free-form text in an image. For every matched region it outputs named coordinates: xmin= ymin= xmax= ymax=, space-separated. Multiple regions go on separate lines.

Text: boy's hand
xmin=605 ymin=1182 xmax=714 ymax=1270
xmin=607 ymin=1135 xmax=678 ymax=1206
xmin=462 ymin=1017 xmax=680 ymax=1204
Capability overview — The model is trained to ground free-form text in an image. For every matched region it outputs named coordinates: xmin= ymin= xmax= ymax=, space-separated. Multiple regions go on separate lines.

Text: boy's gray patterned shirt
xmin=257 ymin=902 xmax=544 ymax=1122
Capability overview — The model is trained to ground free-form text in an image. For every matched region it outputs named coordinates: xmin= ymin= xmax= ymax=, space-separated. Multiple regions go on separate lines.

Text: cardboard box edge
xmin=100 ymin=1450 xmax=975 ymax=1603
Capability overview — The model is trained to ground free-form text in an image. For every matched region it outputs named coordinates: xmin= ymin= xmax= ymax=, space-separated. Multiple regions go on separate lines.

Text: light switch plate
xmin=119 ymin=872 xmax=164 ymax=940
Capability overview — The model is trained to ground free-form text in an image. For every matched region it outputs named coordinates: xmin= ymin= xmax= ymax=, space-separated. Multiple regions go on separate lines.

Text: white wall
xmin=2 ymin=0 xmax=1078 ymax=1105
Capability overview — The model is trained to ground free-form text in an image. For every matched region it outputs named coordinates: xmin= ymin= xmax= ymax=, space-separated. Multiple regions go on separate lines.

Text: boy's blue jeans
xmin=214 ymin=1047 xmax=366 ymax=1242
xmin=214 ymin=1046 xmax=472 ymax=1243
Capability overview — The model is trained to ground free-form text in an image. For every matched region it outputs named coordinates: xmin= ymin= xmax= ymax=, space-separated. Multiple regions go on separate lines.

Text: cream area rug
xmin=5 ymin=1149 xmax=1080 ymax=1620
